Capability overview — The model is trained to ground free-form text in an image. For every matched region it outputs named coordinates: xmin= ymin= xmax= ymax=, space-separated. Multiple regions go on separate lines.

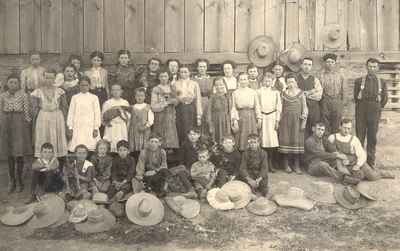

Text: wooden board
xmin=84 ymin=0 xmax=104 ymax=53
xmin=359 ymin=0 xmax=377 ymax=50
xmin=313 ymin=0 xmax=325 ymax=50
xmin=285 ymin=0 xmax=299 ymax=48
xmin=165 ymin=0 xmax=184 ymax=52
xmin=234 ymin=0 xmax=265 ymax=52
xmin=205 ymin=0 xmax=235 ymax=52
xmin=185 ymin=0 xmax=204 ymax=52
xmin=265 ymin=0 xmax=285 ymax=51
xmin=104 ymin=0 xmax=125 ymax=53
xmin=0 ymin=0 xmax=20 ymax=54
xmin=298 ymin=0 xmax=315 ymax=50
xmin=347 ymin=0 xmax=362 ymax=50
xmin=41 ymin=0 xmax=62 ymax=53
xmin=144 ymin=0 xmax=164 ymax=52
xmin=125 ymin=0 xmax=145 ymax=53
xmin=62 ymin=0 xmax=83 ymax=53
xmin=377 ymin=0 xmax=399 ymax=51
xmin=20 ymin=0 xmax=41 ymax=53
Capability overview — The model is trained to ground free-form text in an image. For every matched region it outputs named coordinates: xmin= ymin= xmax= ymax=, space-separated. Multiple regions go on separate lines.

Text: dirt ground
xmin=1 ymin=112 xmax=400 ymax=251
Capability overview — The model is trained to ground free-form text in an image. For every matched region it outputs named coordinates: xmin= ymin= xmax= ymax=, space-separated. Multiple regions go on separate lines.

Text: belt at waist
xmin=237 ymin=107 xmax=253 ymax=111
xmin=2 ymin=110 xmax=23 ymax=114
xmin=261 ymin=110 xmax=277 ymax=115
xmin=358 ymin=97 xmax=380 ymax=103
xmin=90 ymin=87 xmax=106 ymax=90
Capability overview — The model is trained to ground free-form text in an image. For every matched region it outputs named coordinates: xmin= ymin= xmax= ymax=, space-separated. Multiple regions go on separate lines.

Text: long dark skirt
xmin=90 ymin=87 xmax=108 ymax=107
xmin=0 ymin=112 xmax=32 ymax=158
xmin=176 ymin=102 xmax=196 ymax=145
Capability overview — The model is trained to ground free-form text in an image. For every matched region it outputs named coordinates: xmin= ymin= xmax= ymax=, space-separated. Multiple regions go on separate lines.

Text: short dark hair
xmin=188 ymin=127 xmax=201 ymax=135
xmin=247 ymin=134 xmax=259 ymax=140
xmin=286 ymin=72 xmax=298 ymax=81
xmin=74 ymin=144 xmax=89 ymax=153
xmin=341 ymin=118 xmax=353 ymax=126
xmin=262 ymin=72 xmax=274 ymax=80
xmin=118 ymin=49 xmax=131 ymax=58
xmin=134 ymin=87 xmax=146 ymax=95
xmin=247 ymin=63 xmax=258 ymax=71
xmin=166 ymin=58 xmax=181 ymax=67
xmin=29 ymin=50 xmax=41 ymax=57
xmin=302 ymin=57 xmax=313 ymax=63
xmin=194 ymin=58 xmax=209 ymax=68
xmin=95 ymin=139 xmax=111 ymax=153
xmin=148 ymin=57 xmax=162 ymax=65
xmin=90 ymin=51 xmax=104 ymax=61
xmin=237 ymin=72 xmax=248 ymax=79
xmin=116 ymin=140 xmax=129 ymax=150
xmin=313 ymin=121 xmax=326 ymax=128
xmin=222 ymin=60 xmax=237 ymax=70
xmin=41 ymin=142 xmax=54 ymax=151
xmin=79 ymin=75 xmax=91 ymax=85
xmin=63 ymin=64 xmax=78 ymax=74
xmin=366 ymin=58 xmax=380 ymax=66
xmin=148 ymin=133 xmax=162 ymax=141
xmin=68 ymin=54 xmax=81 ymax=63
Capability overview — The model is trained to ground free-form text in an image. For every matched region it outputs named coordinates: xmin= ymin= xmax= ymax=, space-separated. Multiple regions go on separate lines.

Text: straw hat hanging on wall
xmin=322 ymin=23 xmax=345 ymax=50
xmin=248 ymin=35 xmax=277 ymax=67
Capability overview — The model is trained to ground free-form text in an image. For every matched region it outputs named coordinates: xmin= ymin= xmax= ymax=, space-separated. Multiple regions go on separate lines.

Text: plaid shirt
xmin=0 ymin=90 xmax=32 ymax=122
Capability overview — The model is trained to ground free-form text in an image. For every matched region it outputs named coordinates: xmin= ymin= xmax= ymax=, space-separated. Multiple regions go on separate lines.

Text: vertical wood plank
xmin=265 ymin=0 xmax=285 ymax=51
xmin=165 ymin=0 xmax=184 ymax=52
xmin=84 ymin=0 xmax=104 ymax=53
xmin=20 ymin=0 xmax=41 ymax=53
xmin=144 ymin=0 xmax=164 ymax=52
xmin=125 ymin=0 xmax=145 ymax=52
xmin=337 ymin=0 xmax=348 ymax=50
xmin=298 ymin=0 xmax=315 ymax=50
xmin=285 ymin=0 xmax=299 ymax=48
xmin=104 ymin=0 xmax=125 ymax=52
xmin=205 ymin=0 xmax=235 ymax=52
xmin=377 ymin=0 xmax=399 ymax=50
xmin=314 ymin=0 xmax=325 ymax=50
xmin=325 ymin=0 xmax=338 ymax=24
xmin=0 ymin=0 xmax=20 ymax=53
xmin=235 ymin=0 xmax=265 ymax=52
xmin=62 ymin=0 xmax=83 ymax=53
xmin=359 ymin=0 xmax=377 ymax=50
xmin=347 ymin=0 xmax=361 ymax=50
xmin=41 ymin=0 xmax=62 ymax=53
xmin=185 ymin=0 xmax=204 ymax=52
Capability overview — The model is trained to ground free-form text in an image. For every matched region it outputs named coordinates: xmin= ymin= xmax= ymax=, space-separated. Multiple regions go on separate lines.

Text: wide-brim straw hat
xmin=273 ymin=187 xmax=315 ymax=211
xmin=1 ymin=205 xmax=34 ymax=226
xmin=165 ymin=195 xmax=200 ymax=219
xmin=28 ymin=193 xmax=66 ymax=229
xmin=221 ymin=181 xmax=252 ymax=209
xmin=125 ymin=192 xmax=164 ymax=226
xmin=356 ymin=182 xmax=381 ymax=201
xmin=74 ymin=208 xmax=116 ymax=234
xmin=248 ymin=35 xmax=277 ymax=67
xmin=322 ymin=23 xmax=345 ymax=49
xmin=207 ymin=188 xmax=235 ymax=211
xmin=334 ymin=185 xmax=370 ymax=210
xmin=92 ymin=192 xmax=110 ymax=204
xmin=304 ymin=181 xmax=336 ymax=204
xmin=279 ymin=43 xmax=306 ymax=72
xmin=50 ymin=211 xmax=70 ymax=228
xmin=246 ymin=197 xmax=278 ymax=216
xmin=69 ymin=199 xmax=98 ymax=223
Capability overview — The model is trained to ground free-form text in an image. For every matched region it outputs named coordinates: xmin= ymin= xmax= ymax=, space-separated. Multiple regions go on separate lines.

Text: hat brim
xmin=1 ymin=206 xmax=34 ymax=226
xmin=246 ymin=199 xmax=278 ymax=216
xmin=69 ymin=213 xmax=88 ymax=224
xmin=74 ymin=208 xmax=116 ymax=234
xmin=248 ymin=35 xmax=276 ymax=67
xmin=221 ymin=181 xmax=252 ymax=209
xmin=273 ymin=195 xmax=315 ymax=211
xmin=165 ymin=196 xmax=200 ymax=219
xmin=356 ymin=182 xmax=378 ymax=201
xmin=334 ymin=186 xmax=370 ymax=210
xmin=50 ymin=211 xmax=70 ymax=228
xmin=207 ymin=188 xmax=235 ymax=211
xmin=279 ymin=43 xmax=306 ymax=72
xmin=28 ymin=194 xmax=66 ymax=229
xmin=125 ymin=192 xmax=164 ymax=226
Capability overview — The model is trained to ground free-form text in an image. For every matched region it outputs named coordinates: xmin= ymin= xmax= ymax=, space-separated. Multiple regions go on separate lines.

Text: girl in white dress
xmin=102 ymin=84 xmax=130 ymax=153
xmin=67 ymin=76 xmax=101 ymax=152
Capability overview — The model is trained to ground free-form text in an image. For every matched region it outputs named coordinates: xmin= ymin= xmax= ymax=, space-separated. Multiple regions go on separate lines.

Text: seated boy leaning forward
xmin=239 ymin=134 xmax=269 ymax=197
xmin=61 ymin=144 xmax=96 ymax=201
xmin=210 ymin=135 xmax=242 ymax=187
xmin=109 ymin=140 xmax=142 ymax=201
xmin=327 ymin=118 xmax=394 ymax=185
xmin=26 ymin=143 xmax=62 ymax=204
xmin=179 ymin=128 xmax=205 ymax=171
xmin=304 ymin=122 xmax=347 ymax=181
xmin=191 ymin=148 xmax=218 ymax=200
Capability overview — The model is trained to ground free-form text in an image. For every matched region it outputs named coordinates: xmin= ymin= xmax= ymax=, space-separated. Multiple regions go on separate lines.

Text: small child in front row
xmin=128 ymin=87 xmax=154 ymax=158
xmin=62 ymin=144 xmax=95 ymax=201
xmin=191 ymin=149 xmax=217 ymax=200
xmin=26 ymin=143 xmax=61 ymax=204
xmin=239 ymin=134 xmax=269 ymax=197
xmin=90 ymin=140 xmax=113 ymax=193
xmin=109 ymin=140 xmax=141 ymax=202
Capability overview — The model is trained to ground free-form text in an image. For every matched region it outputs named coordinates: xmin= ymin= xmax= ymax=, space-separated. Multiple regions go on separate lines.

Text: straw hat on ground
xmin=50 ymin=211 xmax=70 ymax=228
xmin=207 ymin=188 xmax=235 ymax=211
xmin=273 ymin=187 xmax=315 ymax=211
xmin=1 ymin=205 xmax=34 ymax=226
xmin=74 ymin=208 xmax=116 ymax=234
xmin=92 ymin=192 xmax=110 ymax=204
xmin=248 ymin=35 xmax=277 ymax=67
xmin=334 ymin=185 xmax=370 ymax=210
xmin=279 ymin=43 xmax=306 ymax=72
xmin=304 ymin=181 xmax=336 ymax=204
xmin=165 ymin=196 xmax=200 ymax=219
xmin=246 ymin=197 xmax=278 ymax=216
xmin=221 ymin=181 xmax=252 ymax=209
xmin=125 ymin=192 xmax=164 ymax=226
xmin=27 ymin=194 xmax=65 ymax=229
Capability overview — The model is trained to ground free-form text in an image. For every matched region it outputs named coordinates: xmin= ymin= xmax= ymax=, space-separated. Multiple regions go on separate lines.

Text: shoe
xmin=284 ymin=166 xmax=292 ymax=173
xmin=293 ymin=166 xmax=303 ymax=175
xmin=25 ymin=195 xmax=37 ymax=204
xmin=269 ymin=166 xmax=277 ymax=173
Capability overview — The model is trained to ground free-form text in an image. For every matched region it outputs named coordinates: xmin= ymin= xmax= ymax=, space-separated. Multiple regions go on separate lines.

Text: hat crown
xmin=215 ymin=190 xmax=230 ymax=203
xmin=256 ymin=43 xmax=272 ymax=57
xmin=229 ymin=194 xmax=241 ymax=203
xmin=343 ymin=186 xmax=361 ymax=204
xmin=13 ymin=206 xmax=29 ymax=214
xmin=287 ymin=187 xmax=305 ymax=199
xmin=138 ymin=199 xmax=153 ymax=217
xmin=88 ymin=209 xmax=104 ymax=223
xmin=252 ymin=198 xmax=269 ymax=210
xmin=73 ymin=205 xmax=87 ymax=217
xmin=328 ymin=28 xmax=340 ymax=41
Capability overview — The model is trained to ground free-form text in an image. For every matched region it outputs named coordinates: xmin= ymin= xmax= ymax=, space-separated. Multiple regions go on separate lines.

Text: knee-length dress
xmin=231 ymin=87 xmax=261 ymax=151
xmin=102 ymin=98 xmax=130 ymax=152
xmin=67 ymin=92 xmax=101 ymax=151
xmin=278 ymin=91 xmax=308 ymax=154
xmin=0 ymin=90 xmax=32 ymax=158
xmin=128 ymin=103 xmax=154 ymax=152
xmin=31 ymin=87 xmax=68 ymax=157
xmin=151 ymin=84 xmax=179 ymax=149
xmin=207 ymin=94 xmax=231 ymax=144
xmin=257 ymin=87 xmax=282 ymax=148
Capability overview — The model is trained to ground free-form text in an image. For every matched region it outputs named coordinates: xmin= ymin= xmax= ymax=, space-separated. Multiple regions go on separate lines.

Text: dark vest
xmin=297 ymin=74 xmax=315 ymax=91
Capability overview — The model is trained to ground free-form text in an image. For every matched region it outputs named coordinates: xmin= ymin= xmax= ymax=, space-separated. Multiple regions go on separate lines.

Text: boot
xmin=282 ymin=156 xmax=292 ymax=173
xmin=293 ymin=156 xmax=303 ymax=175
xmin=16 ymin=157 xmax=24 ymax=193
xmin=8 ymin=157 xmax=16 ymax=194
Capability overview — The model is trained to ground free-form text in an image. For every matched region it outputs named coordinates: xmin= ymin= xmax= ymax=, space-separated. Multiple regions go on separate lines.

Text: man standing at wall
xmin=354 ymin=58 xmax=388 ymax=167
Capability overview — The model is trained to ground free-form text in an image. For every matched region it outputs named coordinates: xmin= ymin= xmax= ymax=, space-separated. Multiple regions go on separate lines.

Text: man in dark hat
xmin=318 ymin=53 xmax=344 ymax=134
xmin=353 ymin=58 xmax=388 ymax=168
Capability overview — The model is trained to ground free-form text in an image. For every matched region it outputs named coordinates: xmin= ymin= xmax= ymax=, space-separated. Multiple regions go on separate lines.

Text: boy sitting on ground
xmin=191 ymin=148 xmax=217 ymax=200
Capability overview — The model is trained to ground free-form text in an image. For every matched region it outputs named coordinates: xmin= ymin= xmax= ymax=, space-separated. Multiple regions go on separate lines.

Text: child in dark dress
xmin=90 ymin=140 xmax=113 ymax=193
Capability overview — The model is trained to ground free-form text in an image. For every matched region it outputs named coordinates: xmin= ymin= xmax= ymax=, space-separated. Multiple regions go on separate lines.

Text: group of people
xmin=0 ymin=49 xmax=393 ymax=210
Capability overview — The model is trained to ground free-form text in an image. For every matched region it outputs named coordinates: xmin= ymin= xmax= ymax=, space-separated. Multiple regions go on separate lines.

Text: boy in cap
xmin=318 ymin=53 xmax=344 ymax=134
xmin=191 ymin=148 xmax=217 ymax=200
xmin=239 ymin=134 xmax=269 ymax=196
